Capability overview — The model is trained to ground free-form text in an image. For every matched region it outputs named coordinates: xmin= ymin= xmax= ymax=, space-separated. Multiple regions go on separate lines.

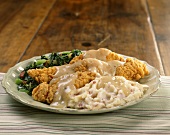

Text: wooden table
xmin=0 ymin=0 xmax=170 ymax=75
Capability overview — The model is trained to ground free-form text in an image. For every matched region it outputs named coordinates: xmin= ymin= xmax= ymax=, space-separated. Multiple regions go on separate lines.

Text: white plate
xmin=2 ymin=54 xmax=160 ymax=114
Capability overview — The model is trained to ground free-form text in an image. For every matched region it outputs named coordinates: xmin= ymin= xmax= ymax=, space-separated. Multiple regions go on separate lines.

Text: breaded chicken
xmin=69 ymin=54 xmax=84 ymax=64
xmin=32 ymin=82 xmax=57 ymax=104
xmin=115 ymin=58 xmax=149 ymax=81
xmin=106 ymin=52 xmax=125 ymax=62
xmin=27 ymin=67 xmax=57 ymax=83
xmin=32 ymin=71 xmax=96 ymax=104
xmin=74 ymin=71 xmax=96 ymax=88
xmin=73 ymin=61 xmax=88 ymax=72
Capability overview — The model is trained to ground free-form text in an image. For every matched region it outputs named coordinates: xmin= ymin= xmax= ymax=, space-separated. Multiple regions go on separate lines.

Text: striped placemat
xmin=0 ymin=73 xmax=170 ymax=135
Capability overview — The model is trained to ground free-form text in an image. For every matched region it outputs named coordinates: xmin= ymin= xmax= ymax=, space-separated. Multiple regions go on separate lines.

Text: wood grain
xmin=148 ymin=0 xmax=170 ymax=75
xmin=0 ymin=0 xmax=56 ymax=72
xmin=20 ymin=0 xmax=164 ymax=75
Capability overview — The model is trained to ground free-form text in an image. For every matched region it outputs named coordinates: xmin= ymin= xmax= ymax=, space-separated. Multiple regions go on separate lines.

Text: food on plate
xmin=32 ymin=82 xmax=56 ymax=104
xmin=16 ymin=48 xmax=149 ymax=110
xmin=66 ymin=76 xmax=148 ymax=110
xmin=15 ymin=49 xmax=82 ymax=95
xmin=115 ymin=58 xmax=149 ymax=80
xmin=27 ymin=67 xmax=57 ymax=83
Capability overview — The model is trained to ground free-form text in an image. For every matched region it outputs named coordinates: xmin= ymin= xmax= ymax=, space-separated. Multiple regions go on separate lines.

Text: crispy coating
xmin=32 ymin=82 xmax=57 ymax=104
xmin=74 ymin=71 xmax=96 ymax=89
xmin=27 ymin=67 xmax=57 ymax=83
xmin=73 ymin=61 xmax=88 ymax=72
xmin=106 ymin=52 xmax=125 ymax=62
xmin=115 ymin=58 xmax=149 ymax=81
xmin=69 ymin=54 xmax=84 ymax=64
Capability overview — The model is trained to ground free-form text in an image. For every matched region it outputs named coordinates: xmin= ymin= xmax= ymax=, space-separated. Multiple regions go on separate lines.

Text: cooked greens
xmin=16 ymin=49 xmax=82 ymax=95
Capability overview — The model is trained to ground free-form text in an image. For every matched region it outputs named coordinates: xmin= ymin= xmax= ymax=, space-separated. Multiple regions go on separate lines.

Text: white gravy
xmin=50 ymin=48 xmax=127 ymax=108
xmin=83 ymin=48 xmax=111 ymax=61
xmin=50 ymin=58 xmax=123 ymax=108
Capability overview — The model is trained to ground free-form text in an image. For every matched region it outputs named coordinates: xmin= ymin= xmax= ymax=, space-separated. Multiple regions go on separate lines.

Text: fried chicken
xmin=115 ymin=58 xmax=149 ymax=81
xmin=69 ymin=54 xmax=84 ymax=64
xmin=32 ymin=82 xmax=57 ymax=104
xmin=27 ymin=67 xmax=57 ymax=83
xmin=73 ymin=61 xmax=88 ymax=72
xmin=74 ymin=71 xmax=96 ymax=89
xmin=32 ymin=71 xmax=96 ymax=104
xmin=106 ymin=52 xmax=125 ymax=62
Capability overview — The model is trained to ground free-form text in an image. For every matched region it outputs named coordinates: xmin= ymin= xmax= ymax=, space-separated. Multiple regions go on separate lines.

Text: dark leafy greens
xmin=15 ymin=49 xmax=82 ymax=95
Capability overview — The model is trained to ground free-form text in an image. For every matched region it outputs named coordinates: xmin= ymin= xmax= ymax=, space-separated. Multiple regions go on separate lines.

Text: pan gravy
xmin=50 ymin=48 xmax=148 ymax=109
xmin=50 ymin=58 xmax=123 ymax=108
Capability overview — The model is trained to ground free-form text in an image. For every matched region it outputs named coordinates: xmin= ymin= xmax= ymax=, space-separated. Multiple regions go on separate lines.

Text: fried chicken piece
xmin=32 ymin=82 xmax=57 ymax=104
xmin=32 ymin=71 xmax=96 ymax=104
xmin=74 ymin=71 xmax=96 ymax=89
xmin=106 ymin=52 xmax=125 ymax=62
xmin=115 ymin=58 xmax=149 ymax=81
xmin=27 ymin=67 xmax=57 ymax=83
xmin=73 ymin=61 xmax=88 ymax=72
xmin=69 ymin=54 xmax=84 ymax=64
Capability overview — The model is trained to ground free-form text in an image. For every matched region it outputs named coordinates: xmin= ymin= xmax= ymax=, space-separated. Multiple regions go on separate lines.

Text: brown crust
xmin=69 ymin=54 xmax=84 ymax=64
xmin=106 ymin=52 xmax=125 ymax=62
xmin=27 ymin=67 xmax=57 ymax=83
xmin=115 ymin=58 xmax=149 ymax=80
xmin=74 ymin=71 xmax=96 ymax=89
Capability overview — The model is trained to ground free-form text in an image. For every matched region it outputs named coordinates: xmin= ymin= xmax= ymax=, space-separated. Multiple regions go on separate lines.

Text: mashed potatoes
xmin=50 ymin=76 xmax=148 ymax=110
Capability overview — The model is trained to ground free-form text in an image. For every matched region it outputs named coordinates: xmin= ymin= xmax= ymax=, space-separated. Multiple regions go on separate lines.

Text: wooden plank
xmin=147 ymin=0 xmax=170 ymax=76
xmin=0 ymin=0 xmax=25 ymax=30
xmin=0 ymin=0 xmax=56 ymax=72
xmin=20 ymin=0 xmax=164 ymax=75
xmin=20 ymin=0 xmax=105 ymax=55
